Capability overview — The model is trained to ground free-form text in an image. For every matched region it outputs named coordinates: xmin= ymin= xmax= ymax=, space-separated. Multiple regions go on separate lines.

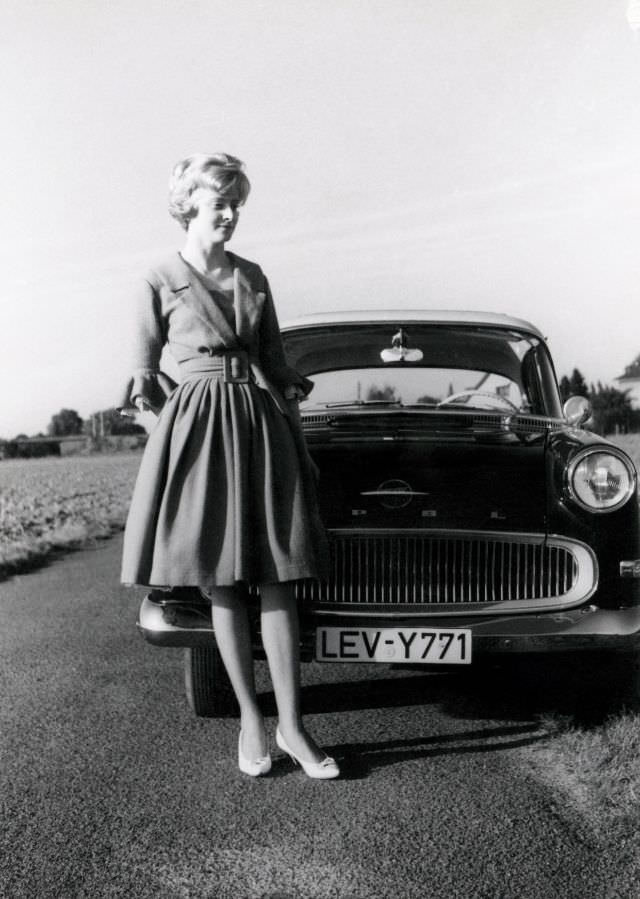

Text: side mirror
xmin=563 ymin=395 xmax=592 ymax=427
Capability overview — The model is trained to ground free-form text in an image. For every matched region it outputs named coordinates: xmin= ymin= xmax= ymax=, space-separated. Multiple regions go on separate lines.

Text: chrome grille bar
xmin=299 ymin=529 xmax=598 ymax=616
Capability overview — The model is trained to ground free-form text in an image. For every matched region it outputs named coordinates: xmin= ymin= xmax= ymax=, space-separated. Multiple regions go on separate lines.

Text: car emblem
xmin=360 ymin=479 xmax=428 ymax=509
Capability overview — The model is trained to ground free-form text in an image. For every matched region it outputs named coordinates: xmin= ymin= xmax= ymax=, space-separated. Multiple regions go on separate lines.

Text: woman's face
xmin=189 ymin=187 xmax=241 ymax=244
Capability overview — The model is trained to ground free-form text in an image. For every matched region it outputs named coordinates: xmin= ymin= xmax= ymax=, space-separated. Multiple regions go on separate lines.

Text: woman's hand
xmin=285 ymin=396 xmax=320 ymax=482
xmin=135 ymin=397 xmax=160 ymax=416
xmin=306 ymin=453 xmax=320 ymax=483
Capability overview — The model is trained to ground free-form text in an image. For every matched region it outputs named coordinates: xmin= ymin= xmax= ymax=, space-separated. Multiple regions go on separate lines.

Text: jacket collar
xmin=160 ymin=252 xmax=265 ymax=347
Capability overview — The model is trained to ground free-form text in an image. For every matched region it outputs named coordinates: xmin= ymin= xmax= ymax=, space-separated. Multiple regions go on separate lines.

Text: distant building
xmin=12 ymin=435 xmax=90 ymax=457
xmin=0 ymin=433 xmax=147 ymax=459
xmin=615 ymin=354 xmax=640 ymax=409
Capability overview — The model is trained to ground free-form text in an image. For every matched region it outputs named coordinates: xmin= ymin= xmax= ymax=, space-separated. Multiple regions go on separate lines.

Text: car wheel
xmin=184 ymin=645 xmax=238 ymax=717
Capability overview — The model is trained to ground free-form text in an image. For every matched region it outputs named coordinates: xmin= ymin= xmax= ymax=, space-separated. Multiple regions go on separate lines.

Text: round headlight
xmin=567 ymin=448 xmax=637 ymax=512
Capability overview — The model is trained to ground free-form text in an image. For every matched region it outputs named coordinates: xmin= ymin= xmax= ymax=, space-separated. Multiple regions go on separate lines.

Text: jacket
xmin=119 ymin=251 xmax=312 ymax=412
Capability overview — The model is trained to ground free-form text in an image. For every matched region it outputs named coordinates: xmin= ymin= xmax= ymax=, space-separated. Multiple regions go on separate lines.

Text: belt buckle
xmin=223 ymin=351 xmax=249 ymax=383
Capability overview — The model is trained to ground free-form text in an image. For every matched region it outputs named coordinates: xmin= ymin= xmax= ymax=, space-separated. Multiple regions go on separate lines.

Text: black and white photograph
xmin=3 ymin=2 xmax=640 ymax=897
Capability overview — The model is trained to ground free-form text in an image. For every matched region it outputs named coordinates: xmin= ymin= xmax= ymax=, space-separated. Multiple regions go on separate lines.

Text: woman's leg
xmin=208 ymin=586 xmax=267 ymax=760
xmin=260 ymin=582 xmax=326 ymax=764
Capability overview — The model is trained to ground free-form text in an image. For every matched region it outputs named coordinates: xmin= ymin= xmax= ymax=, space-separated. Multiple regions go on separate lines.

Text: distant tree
xmin=589 ymin=382 xmax=633 ymax=436
xmin=558 ymin=375 xmax=572 ymax=402
xmin=48 ymin=408 xmax=84 ymax=436
xmin=366 ymin=384 xmax=398 ymax=402
xmin=568 ymin=368 xmax=589 ymax=398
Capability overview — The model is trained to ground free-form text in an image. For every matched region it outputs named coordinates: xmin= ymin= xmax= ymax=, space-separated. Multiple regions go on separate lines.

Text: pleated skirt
xmin=121 ymin=374 xmax=328 ymax=588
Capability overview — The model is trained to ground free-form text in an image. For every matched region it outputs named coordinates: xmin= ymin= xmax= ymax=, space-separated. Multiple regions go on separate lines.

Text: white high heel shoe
xmin=275 ymin=728 xmax=340 ymax=779
xmin=238 ymin=731 xmax=272 ymax=777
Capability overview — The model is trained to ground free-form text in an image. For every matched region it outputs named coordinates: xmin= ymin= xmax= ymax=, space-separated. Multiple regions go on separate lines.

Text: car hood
xmin=302 ymin=407 xmax=550 ymax=533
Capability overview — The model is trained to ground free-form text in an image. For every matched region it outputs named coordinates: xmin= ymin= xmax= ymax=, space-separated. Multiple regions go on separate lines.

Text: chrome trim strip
xmin=281 ymin=309 xmax=545 ymax=338
xmin=360 ymin=489 xmax=429 ymax=496
xmin=302 ymin=409 xmax=566 ymax=433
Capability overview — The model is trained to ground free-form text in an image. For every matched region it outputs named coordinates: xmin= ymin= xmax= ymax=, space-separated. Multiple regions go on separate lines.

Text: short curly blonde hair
xmin=168 ymin=153 xmax=251 ymax=230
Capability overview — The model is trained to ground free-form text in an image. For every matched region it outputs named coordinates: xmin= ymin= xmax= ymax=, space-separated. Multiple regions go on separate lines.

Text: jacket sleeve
xmin=118 ymin=277 xmax=178 ymax=412
xmin=257 ymin=278 xmax=314 ymax=398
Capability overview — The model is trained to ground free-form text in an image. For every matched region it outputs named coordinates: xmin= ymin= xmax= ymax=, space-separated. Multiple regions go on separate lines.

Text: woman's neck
xmin=181 ymin=237 xmax=229 ymax=276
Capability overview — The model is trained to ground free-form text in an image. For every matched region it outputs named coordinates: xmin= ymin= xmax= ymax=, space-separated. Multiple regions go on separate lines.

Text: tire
xmin=184 ymin=645 xmax=238 ymax=718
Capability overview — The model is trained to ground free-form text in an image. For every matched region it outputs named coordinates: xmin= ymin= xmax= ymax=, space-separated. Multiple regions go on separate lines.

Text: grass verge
xmin=0 ymin=453 xmax=141 ymax=580
xmin=528 ymin=707 xmax=640 ymax=842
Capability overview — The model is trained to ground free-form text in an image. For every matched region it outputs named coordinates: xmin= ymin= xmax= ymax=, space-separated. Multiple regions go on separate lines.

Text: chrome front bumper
xmin=137 ymin=592 xmax=640 ymax=654
xmin=137 ymin=592 xmax=213 ymax=647
xmin=351 ymin=605 xmax=640 ymax=654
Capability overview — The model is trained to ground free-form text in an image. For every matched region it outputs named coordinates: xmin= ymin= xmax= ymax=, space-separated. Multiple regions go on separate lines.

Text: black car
xmin=137 ymin=310 xmax=640 ymax=715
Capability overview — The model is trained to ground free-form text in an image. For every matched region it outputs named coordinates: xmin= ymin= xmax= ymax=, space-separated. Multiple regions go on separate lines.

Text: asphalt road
xmin=0 ymin=537 xmax=636 ymax=899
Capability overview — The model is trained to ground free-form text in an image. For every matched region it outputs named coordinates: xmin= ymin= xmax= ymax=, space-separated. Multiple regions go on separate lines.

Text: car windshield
xmin=284 ymin=322 xmax=562 ymax=417
xmin=302 ymin=367 xmax=526 ymax=409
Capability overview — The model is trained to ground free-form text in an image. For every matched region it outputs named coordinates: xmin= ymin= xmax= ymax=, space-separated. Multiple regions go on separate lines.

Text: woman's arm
xmin=256 ymin=276 xmax=319 ymax=480
xmin=119 ymin=278 xmax=176 ymax=415
xmin=257 ymin=278 xmax=314 ymax=398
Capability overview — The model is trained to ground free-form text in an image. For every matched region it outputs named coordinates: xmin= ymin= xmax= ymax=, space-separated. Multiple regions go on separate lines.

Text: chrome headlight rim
xmin=566 ymin=445 xmax=637 ymax=513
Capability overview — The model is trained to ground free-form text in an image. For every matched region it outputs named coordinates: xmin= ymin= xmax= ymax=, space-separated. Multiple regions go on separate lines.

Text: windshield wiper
xmin=324 ymin=400 xmax=403 ymax=408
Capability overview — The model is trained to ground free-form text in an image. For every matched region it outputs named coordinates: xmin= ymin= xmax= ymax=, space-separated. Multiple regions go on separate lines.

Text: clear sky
xmin=2 ymin=0 xmax=640 ymax=437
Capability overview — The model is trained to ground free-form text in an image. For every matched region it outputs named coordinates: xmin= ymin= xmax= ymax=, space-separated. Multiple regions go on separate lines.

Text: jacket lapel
xmin=158 ymin=252 xmax=265 ymax=347
xmin=233 ymin=260 xmax=265 ymax=345
xmin=164 ymin=253 xmax=238 ymax=347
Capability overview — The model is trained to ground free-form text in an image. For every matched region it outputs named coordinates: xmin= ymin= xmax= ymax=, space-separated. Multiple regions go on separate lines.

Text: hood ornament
xmin=380 ymin=328 xmax=424 ymax=363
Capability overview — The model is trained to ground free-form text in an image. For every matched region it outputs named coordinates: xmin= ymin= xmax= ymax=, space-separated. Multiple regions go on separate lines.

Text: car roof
xmin=281 ymin=309 xmax=545 ymax=340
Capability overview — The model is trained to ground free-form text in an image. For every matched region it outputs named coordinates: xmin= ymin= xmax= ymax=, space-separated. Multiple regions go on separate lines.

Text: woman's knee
xmin=206 ymin=584 xmax=247 ymax=611
xmin=259 ymin=582 xmax=297 ymax=613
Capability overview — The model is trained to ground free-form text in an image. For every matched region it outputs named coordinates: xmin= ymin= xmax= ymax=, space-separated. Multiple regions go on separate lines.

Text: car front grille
xmin=298 ymin=529 xmax=597 ymax=615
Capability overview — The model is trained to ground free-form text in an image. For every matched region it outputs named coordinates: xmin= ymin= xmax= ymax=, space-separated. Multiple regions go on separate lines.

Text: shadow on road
xmin=268 ymin=720 xmax=550 ymax=778
xmin=257 ymin=652 xmax=638 ymax=777
xmin=262 ymin=665 xmax=558 ymax=778
xmin=278 ymin=653 xmax=638 ymax=724
xmin=328 ymin=723 xmax=550 ymax=779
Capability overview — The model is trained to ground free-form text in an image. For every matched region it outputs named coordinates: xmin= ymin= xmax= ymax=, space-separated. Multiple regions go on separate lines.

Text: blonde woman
xmin=121 ymin=154 xmax=338 ymax=779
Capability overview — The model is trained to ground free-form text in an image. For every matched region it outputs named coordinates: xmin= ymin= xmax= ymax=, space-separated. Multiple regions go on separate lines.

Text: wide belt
xmin=178 ymin=350 xmax=288 ymax=414
xmin=179 ymin=349 xmax=251 ymax=383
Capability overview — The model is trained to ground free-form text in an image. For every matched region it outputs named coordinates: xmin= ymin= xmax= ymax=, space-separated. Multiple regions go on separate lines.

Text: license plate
xmin=316 ymin=627 xmax=472 ymax=664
